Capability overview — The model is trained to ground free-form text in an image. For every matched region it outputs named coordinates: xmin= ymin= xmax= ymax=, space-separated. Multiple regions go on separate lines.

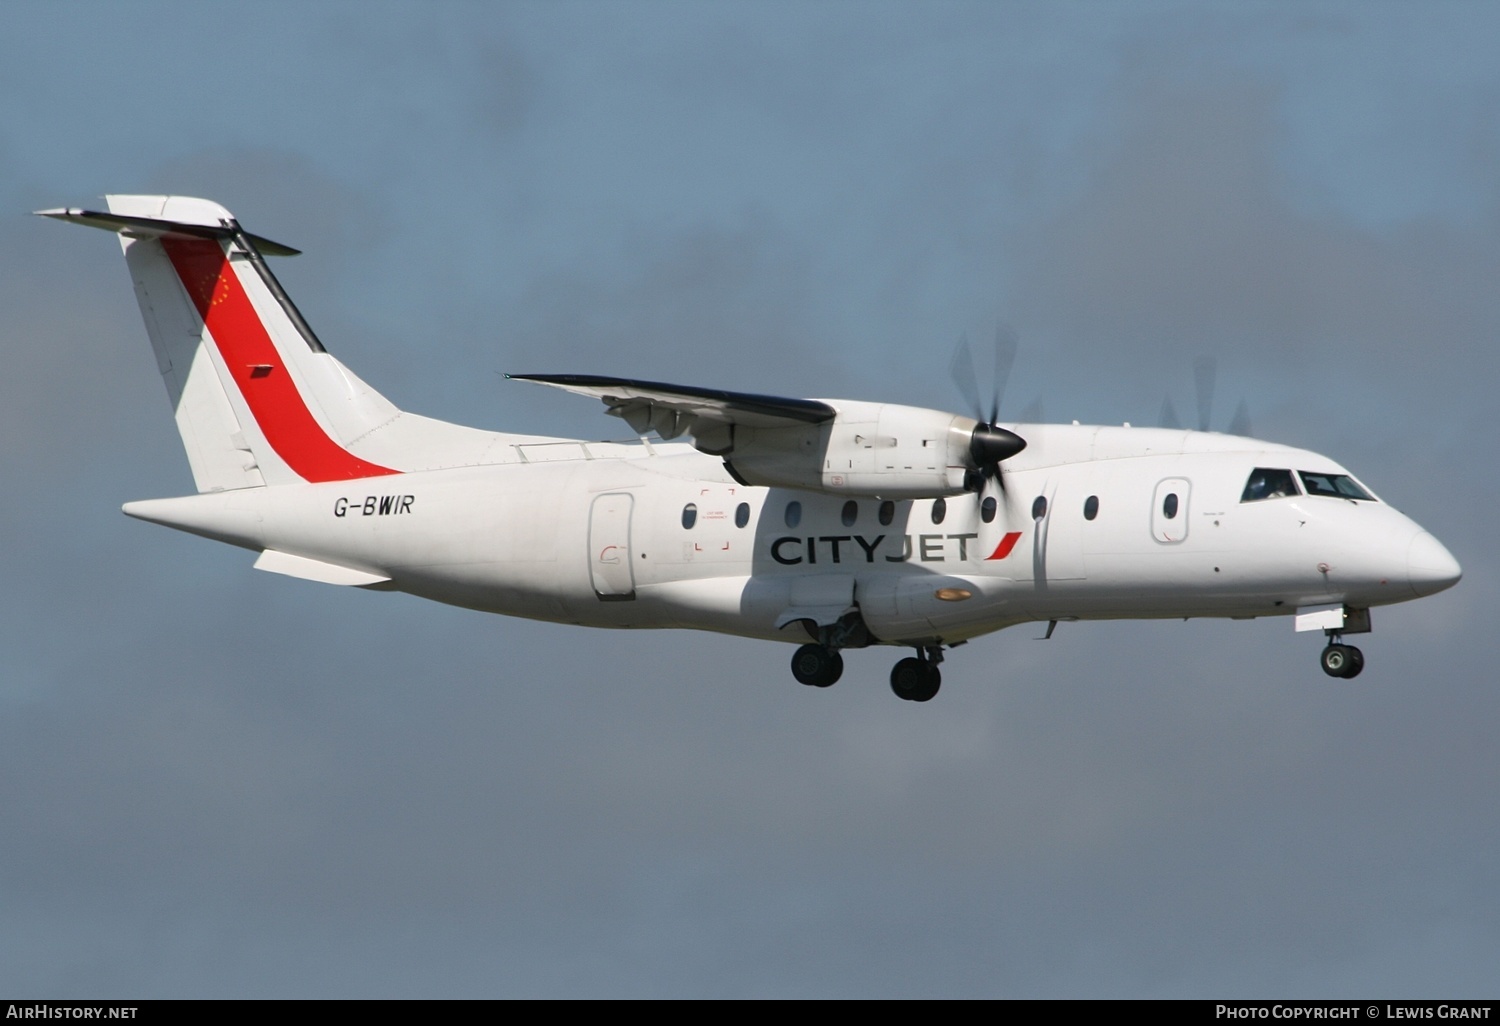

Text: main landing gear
xmin=791 ymin=642 xmax=945 ymax=701
xmin=1320 ymin=640 xmax=1365 ymax=679
xmin=890 ymin=646 xmax=943 ymax=703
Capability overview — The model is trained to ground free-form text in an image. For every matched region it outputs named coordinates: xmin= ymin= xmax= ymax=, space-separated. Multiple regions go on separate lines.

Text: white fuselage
xmin=125 ymin=423 xmax=1451 ymax=649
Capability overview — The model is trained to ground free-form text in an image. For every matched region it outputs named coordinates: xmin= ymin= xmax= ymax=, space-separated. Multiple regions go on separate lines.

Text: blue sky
xmin=1 ymin=0 xmax=1495 ymax=997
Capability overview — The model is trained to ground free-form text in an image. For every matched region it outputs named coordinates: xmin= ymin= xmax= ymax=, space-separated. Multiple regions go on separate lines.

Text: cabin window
xmin=784 ymin=501 xmax=802 ymax=528
xmin=735 ymin=502 xmax=751 ymax=528
xmin=981 ymin=496 xmax=997 ymax=523
xmin=1162 ymin=493 xmax=1179 ymax=519
xmin=1241 ymin=468 xmax=1299 ymax=502
xmin=681 ymin=503 xmax=698 ymax=529
xmin=1031 ymin=495 xmax=1047 ymax=520
xmin=841 ymin=500 xmax=858 ymax=527
xmin=878 ymin=500 xmax=896 ymax=526
xmin=931 ymin=498 xmax=947 ymax=525
xmin=1084 ymin=495 xmax=1099 ymax=520
xmin=1298 ymin=471 xmax=1375 ymax=501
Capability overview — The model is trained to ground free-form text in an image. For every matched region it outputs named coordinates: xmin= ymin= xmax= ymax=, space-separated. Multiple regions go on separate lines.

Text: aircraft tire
xmin=792 ymin=644 xmax=843 ymax=687
xmin=1342 ymin=646 xmax=1365 ymax=679
xmin=890 ymin=658 xmax=926 ymax=701
xmin=911 ymin=664 xmax=941 ymax=703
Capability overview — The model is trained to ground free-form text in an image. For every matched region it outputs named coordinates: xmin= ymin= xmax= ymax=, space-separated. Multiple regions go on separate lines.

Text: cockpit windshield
xmin=1298 ymin=471 xmax=1375 ymax=501
xmin=1241 ymin=468 xmax=1299 ymax=502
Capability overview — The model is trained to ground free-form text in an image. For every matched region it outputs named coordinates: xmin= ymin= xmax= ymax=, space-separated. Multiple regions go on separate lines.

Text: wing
xmin=508 ymin=373 xmax=835 ymax=442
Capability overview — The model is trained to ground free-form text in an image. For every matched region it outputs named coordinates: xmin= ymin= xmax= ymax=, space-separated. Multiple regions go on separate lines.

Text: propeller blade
xmin=1193 ymin=356 xmax=1216 ymax=432
xmin=1227 ymin=399 xmax=1252 ymax=438
xmin=949 ymin=333 xmax=984 ymax=421
xmin=1159 ymin=395 xmax=1182 ymax=430
xmin=989 ymin=322 xmax=1018 ymax=425
xmin=1018 ymin=395 xmax=1044 ymax=424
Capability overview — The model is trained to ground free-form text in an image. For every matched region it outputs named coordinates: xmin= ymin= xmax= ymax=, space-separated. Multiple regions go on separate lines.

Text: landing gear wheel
xmin=1320 ymin=643 xmax=1364 ymax=679
xmin=1343 ymin=646 xmax=1364 ymax=679
xmin=791 ymin=644 xmax=843 ymax=687
xmin=890 ymin=658 xmax=941 ymax=702
xmin=912 ymin=663 xmax=941 ymax=702
xmin=890 ymin=657 xmax=924 ymax=700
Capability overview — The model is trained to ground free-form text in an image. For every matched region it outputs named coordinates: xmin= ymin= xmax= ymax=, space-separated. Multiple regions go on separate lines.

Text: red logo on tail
xmin=163 ymin=238 xmax=398 ymax=482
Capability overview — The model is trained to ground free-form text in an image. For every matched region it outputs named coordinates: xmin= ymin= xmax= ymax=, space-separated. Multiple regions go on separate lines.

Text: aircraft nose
xmin=1407 ymin=531 xmax=1462 ymax=597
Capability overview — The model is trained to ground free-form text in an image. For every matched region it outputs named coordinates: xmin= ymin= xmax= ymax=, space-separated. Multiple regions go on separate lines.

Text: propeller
xmin=1157 ymin=355 xmax=1253 ymax=436
xmin=949 ymin=324 xmax=1027 ymax=496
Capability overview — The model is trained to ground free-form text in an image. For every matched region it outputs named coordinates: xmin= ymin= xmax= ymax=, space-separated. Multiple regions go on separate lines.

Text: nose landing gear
xmin=890 ymin=646 xmax=943 ymax=702
xmin=1320 ymin=638 xmax=1365 ymax=679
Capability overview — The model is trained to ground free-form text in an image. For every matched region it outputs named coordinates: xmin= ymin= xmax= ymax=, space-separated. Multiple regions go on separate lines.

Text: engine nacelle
xmin=712 ymin=400 xmax=983 ymax=499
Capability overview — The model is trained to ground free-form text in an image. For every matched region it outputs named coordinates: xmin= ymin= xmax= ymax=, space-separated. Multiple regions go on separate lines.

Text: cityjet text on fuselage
xmin=769 ymin=531 xmax=1022 ymax=565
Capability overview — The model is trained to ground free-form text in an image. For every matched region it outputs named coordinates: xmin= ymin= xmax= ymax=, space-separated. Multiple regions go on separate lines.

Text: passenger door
xmin=1151 ymin=478 xmax=1191 ymax=543
xmin=588 ymin=492 xmax=637 ymax=600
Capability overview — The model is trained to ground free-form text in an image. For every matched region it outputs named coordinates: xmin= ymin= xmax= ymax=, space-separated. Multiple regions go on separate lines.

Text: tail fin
xmin=39 ymin=196 xmax=401 ymax=491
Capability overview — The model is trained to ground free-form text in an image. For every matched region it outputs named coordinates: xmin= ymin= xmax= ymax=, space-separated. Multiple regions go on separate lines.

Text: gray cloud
xmin=1013 ymin=61 xmax=1500 ymax=432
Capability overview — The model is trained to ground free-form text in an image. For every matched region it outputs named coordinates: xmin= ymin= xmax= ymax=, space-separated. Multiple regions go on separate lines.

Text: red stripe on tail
xmin=163 ymin=238 xmax=398 ymax=482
